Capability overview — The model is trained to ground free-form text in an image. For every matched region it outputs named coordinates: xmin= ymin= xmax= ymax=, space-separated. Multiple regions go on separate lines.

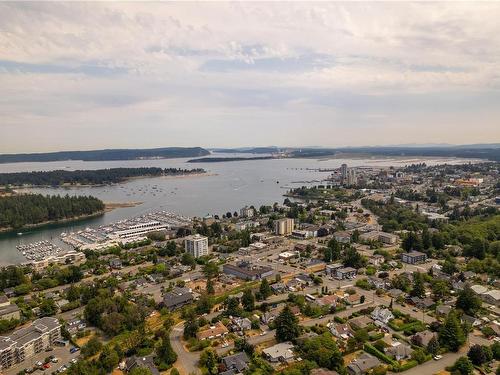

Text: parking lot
xmin=4 ymin=345 xmax=81 ymax=375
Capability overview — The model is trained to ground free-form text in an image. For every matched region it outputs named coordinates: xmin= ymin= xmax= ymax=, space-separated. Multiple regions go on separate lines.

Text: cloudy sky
xmin=1 ymin=2 xmax=500 ymax=153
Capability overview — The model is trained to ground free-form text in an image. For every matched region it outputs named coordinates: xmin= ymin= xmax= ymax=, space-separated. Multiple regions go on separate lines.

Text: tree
xmin=183 ymin=318 xmax=198 ymax=340
xmin=242 ymin=289 xmax=255 ymax=311
xmin=411 ymin=348 xmax=427 ymax=364
xmin=467 ymin=344 xmax=492 ymax=366
xmin=130 ymin=368 xmax=153 ymax=375
xmin=157 ymin=337 xmax=178 ymax=366
xmin=81 ymin=336 xmax=103 ymax=358
xmin=259 ymin=279 xmax=272 ymax=300
xmin=275 ymin=305 xmax=300 ymax=342
xmin=234 ymin=338 xmax=254 ymax=355
xmin=170 ymin=369 xmax=180 ymax=375
xmin=180 ymin=253 xmax=195 ymax=267
xmin=439 ymin=311 xmax=466 ymax=352
xmin=410 ymin=272 xmax=425 ymax=298
xmin=343 ymin=247 xmax=365 ymax=269
xmin=427 ymin=336 xmax=440 ymax=356
xmin=431 ymin=280 xmax=450 ymax=300
xmin=206 ymin=278 xmax=215 ymax=295
xmin=200 ymin=348 xmax=219 ymax=375
xmin=99 ymin=345 xmax=120 ymax=372
xmin=452 ymin=356 xmax=474 ymax=375
xmin=456 ymin=284 xmax=482 ymax=316
xmin=39 ymin=298 xmax=57 ymax=316
xmin=203 ymin=263 xmax=219 ymax=279
xmin=226 ymin=297 xmax=241 ymax=316
xmin=327 ymin=238 xmax=341 ymax=261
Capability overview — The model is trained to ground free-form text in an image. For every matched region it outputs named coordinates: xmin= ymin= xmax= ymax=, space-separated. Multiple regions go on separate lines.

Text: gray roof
xmin=347 ymin=353 xmax=380 ymax=374
xmin=223 ymin=352 xmax=250 ymax=372
xmin=163 ymin=290 xmax=193 ymax=308
xmin=125 ymin=355 xmax=160 ymax=375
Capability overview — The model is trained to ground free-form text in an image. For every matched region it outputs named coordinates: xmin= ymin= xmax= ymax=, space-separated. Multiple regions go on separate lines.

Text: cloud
xmin=0 ymin=2 xmax=499 ymax=152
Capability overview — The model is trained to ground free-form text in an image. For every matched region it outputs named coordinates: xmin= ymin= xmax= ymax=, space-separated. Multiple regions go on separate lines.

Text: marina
xmin=16 ymin=240 xmax=65 ymax=262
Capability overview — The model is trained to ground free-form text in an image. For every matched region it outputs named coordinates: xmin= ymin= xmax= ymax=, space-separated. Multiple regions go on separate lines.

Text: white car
xmin=433 ymin=355 xmax=443 ymax=361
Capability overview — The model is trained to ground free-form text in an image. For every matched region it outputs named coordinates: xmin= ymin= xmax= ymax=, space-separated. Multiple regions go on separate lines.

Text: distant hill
xmin=0 ymin=147 xmax=210 ymax=164
xmin=210 ymin=147 xmax=280 ymax=154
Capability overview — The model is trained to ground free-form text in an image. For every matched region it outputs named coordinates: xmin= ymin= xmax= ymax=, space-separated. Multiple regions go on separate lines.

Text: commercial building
xmin=223 ymin=262 xmax=273 ymax=281
xmin=0 ymin=317 xmax=61 ymax=370
xmin=184 ymin=234 xmax=209 ymax=258
xmin=274 ymin=218 xmax=294 ymax=236
xmin=335 ymin=267 xmax=357 ymax=280
xmin=401 ymin=251 xmax=427 ymax=264
xmin=113 ymin=221 xmax=168 ymax=239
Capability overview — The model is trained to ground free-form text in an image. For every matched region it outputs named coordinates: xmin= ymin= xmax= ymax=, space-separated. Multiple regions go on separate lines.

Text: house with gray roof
xmin=347 ymin=353 xmax=381 ymax=375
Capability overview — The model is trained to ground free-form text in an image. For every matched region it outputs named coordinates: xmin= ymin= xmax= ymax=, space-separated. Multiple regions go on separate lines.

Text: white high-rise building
xmin=184 ymin=234 xmax=209 ymax=258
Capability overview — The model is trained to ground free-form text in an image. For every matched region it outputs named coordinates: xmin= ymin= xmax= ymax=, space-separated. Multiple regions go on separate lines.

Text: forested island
xmin=0 ymin=194 xmax=105 ymax=230
xmin=0 ymin=167 xmax=205 ymax=187
xmin=0 ymin=146 xmax=210 ymax=164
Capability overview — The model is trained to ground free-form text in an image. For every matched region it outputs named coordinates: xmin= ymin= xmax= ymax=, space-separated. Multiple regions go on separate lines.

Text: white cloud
xmin=0 ymin=2 xmax=499 ymax=152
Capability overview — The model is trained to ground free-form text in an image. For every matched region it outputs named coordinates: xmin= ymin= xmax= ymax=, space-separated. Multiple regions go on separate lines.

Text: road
xmin=170 ymin=322 xmax=202 ymax=375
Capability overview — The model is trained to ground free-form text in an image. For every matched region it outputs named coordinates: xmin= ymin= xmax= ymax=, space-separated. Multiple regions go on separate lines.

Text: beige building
xmin=0 ymin=317 xmax=61 ymax=370
xmin=274 ymin=218 xmax=294 ymax=236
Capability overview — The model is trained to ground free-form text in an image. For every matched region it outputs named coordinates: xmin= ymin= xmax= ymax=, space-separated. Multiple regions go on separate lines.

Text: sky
xmin=1 ymin=2 xmax=500 ymax=153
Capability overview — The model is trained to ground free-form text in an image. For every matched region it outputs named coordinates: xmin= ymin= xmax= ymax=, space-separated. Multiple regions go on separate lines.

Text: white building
xmin=240 ymin=206 xmax=255 ymax=218
xmin=184 ymin=234 xmax=209 ymax=258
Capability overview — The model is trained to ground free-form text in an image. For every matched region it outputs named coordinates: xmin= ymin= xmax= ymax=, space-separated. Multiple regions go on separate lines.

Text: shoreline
xmin=0 ymin=211 xmax=105 ymax=234
xmin=8 ymin=171 xmax=215 ymax=191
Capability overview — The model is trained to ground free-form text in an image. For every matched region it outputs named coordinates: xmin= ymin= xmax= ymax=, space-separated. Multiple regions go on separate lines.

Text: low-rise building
xmin=385 ymin=343 xmax=413 ymax=361
xmin=347 ymin=353 xmax=381 ymax=375
xmin=401 ymin=251 xmax=427 ymax=264
xmin=125 ymin=355 xmax=160 ymax=375
xmin=262 ymin=342 xmax=295 ymax=363
xmin=223 ymin=262 xmax=273 ymax=281
xmin=222 ymin=352 xmax=250 ymax=374
xmin=0 ymin=295 xmax=20 ymax=321
xmin=197 ymin=322 xmax=229 ymax=341
xmin=371 ymin=307 xmax=394 ymax=325
xmin=335 ymin=267 xmax=357 ymax=280
xmin=162 ymin=287 xmax=194 ymax=311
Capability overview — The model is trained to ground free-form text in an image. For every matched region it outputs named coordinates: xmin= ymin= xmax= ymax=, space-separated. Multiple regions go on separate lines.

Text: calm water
xmin=0 ymin=155 xmax=473 ymax=264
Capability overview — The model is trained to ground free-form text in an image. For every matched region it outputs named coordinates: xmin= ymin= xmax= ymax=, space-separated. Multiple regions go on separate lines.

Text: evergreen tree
xmin=410 ymin=272 xmax=425 ymax=298
xmin=456 ymin=284 xmax=482 ymax=316
xmin=157 ymin=337 xmax=178 ymax=366
xmin=200 ymin=348 xmax=219 ymax=375
xmin=259 ymin=279 xmax=272 ymax=300
xmin=183 ymin=318 xmax=198 ymax=340
xmin=427 ymin=336 xmax=440 ymax=356
xmin=452 ymin=356 xmax=474 ymax=375
xmin=275 ymin=305 xmax=300 ymax=342
xmin=439 ymin=311 xmax=466 ymax=352
xmin=242 ymin=289 xmax=255 ymax=311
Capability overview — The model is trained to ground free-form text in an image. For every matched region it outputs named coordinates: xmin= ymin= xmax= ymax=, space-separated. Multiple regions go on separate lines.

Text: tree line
xmin=0 ymin=167 xmax=204 ymax=187
xmin=0 ymin=194 xmax=104 ymax=229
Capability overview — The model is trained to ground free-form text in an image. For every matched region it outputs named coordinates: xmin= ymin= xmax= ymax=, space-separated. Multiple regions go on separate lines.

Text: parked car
xmin=433 ymin=355 xmax=443 ymax=360
xmin=70 ymin=347 xmax=79 ymax=354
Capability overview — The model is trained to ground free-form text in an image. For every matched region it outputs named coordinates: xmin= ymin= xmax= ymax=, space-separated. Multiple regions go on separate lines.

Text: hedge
xmin=393 ymin=360 xmax=419 ymax=372
xmin=364 ymin=343 xmax=419 ymax=372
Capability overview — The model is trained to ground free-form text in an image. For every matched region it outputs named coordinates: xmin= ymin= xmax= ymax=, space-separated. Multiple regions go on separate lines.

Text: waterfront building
xmin=184 ymin=234 xmax=209 ymax=258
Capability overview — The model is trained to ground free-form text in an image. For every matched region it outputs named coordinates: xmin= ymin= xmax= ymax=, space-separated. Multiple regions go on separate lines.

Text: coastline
xmin=8 ymin=171 xmax=215 ymax=191
xmin=0 ymin=211 xmax=105 ymax=234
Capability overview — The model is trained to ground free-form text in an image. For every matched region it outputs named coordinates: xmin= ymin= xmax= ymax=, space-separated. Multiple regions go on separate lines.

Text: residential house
xmin=347 ymin=353 xmax=381 ymax=375
xmin=481 ymin=290 xmax=500 ymax=306
xmin=315 ymin=295 xmax=338 ymax=309
xmin=371 ymin=307 xmax=394 ymax=325
xmin=0 ymin=295 xmax=20 ymax=321
xmin=436 ymin=305 xmax=452 ymax=317
xmin=125 ymin=355 xmax=160 ymax=375
xmin=222 ymin=352 xmax=250 ymax=374
xmin=310 ymin=369 xmax=340 ymax=375
xmin=326 ymin=263 xmax=343 ymax=277
xmin=197 ymin=322 xmax=229 ymax=341
xmin=334 ymin=232 xmax=351 ymax=244
xmin=345 ymin=294 xmax=362 ymax=305
xmin=328 ymin=323 xmax=353 ymax=339
xmin=385 ymin=343 xmax=413 ymax=361
xmin=349 ymin=316 xmax=373 ymax=330
xmin=229 ymin=317 xmax=252 ymax=333
xmin=411 ymin=330 xmax=437 ymax=347
xmin=368 ymin=255 xmax=385 ymax=267
xmin=262 ymin=342 xmax=295 ymax=363
xmin=162 ymin=288 xmax=194 ymax=311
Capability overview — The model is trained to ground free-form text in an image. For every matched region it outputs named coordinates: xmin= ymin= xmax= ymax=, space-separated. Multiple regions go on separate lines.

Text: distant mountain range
xmin=0 ymin=147 xmax=210 ymax=164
